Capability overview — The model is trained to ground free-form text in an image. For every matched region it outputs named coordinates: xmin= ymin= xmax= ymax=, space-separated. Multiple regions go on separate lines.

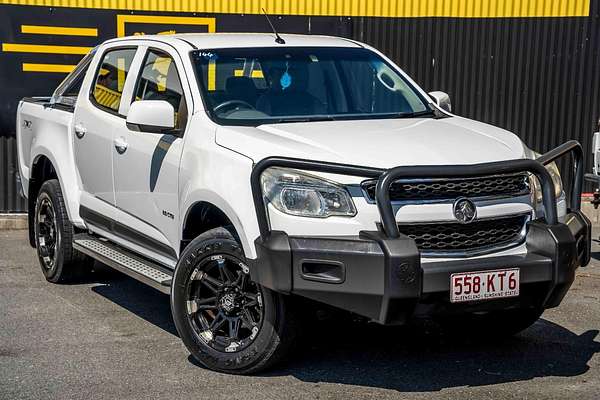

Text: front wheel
xmin=171 ymin=227 xmax=296 ymax=374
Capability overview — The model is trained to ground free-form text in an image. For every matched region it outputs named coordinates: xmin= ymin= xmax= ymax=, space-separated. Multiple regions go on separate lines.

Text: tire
xmin=171 ymin=227 xmax=297 ymax=374
xmin=439 ymin=308 xmax=543 ymax=339
xmin=33 ymin=179 xmax=93 ymax=283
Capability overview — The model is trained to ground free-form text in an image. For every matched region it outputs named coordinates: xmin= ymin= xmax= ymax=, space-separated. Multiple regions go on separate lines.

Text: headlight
xmin=524 ymin=148 xmax=563 ymax=202
xmin=261 ymin=167 xmax=357 ymax=218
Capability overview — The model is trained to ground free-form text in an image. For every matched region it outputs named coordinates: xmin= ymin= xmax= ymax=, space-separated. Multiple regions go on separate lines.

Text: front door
xmin=111 ymin=46 xmax=189 ymax=263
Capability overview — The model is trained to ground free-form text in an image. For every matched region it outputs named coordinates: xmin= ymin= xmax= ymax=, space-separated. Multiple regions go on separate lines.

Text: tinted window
xmin=134 ymin=49 xmax=186 ymax=130
xmin=91 ymin=48 xmax=136 ymax=113
xmin=192 ymin=47 xmax=430 ymax=126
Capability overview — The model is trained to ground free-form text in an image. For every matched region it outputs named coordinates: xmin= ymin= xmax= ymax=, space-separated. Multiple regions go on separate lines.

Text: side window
xmin=134 ymin=49 xmax=187 ymax=131
xmin=91 ymin=48 xmax=136 ymax=113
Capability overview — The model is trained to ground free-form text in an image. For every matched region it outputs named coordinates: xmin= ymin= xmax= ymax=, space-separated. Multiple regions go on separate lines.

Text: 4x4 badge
xmin=453 ymin=197 xmax=477 ymax=223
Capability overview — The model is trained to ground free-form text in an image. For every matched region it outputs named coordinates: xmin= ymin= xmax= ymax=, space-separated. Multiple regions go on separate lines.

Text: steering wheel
xmin=214 ymin=100 xmax=255 ymax=114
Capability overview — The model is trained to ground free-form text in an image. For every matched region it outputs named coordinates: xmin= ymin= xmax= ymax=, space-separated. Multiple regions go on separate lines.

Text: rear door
xmin=111 ymin=44 xmax=190 ymax=263
xmin=73 ymin=46 xmax=139 ymax=226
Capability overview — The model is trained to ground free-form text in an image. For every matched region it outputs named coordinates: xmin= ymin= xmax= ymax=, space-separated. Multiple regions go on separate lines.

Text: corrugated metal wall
xmin=0 ymin=136 xmax=27 ymax=212
xmin=351 ymin=3 xmax=600 ymax=191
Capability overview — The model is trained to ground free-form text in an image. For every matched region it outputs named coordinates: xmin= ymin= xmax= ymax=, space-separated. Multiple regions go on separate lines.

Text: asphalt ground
xmin=1 ymin=229 xmax=600 ymax=400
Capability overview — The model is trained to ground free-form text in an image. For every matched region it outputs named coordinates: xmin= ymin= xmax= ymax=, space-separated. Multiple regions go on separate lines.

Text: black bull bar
xmin=248 ymin=140 xmax=591 ymax=324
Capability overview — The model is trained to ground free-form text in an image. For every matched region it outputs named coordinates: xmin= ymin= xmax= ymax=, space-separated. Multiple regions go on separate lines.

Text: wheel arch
xmin=29 ymin=133 xmax=84 ymax=225
xmin=181 ymin=200 xmax=244 ymax=254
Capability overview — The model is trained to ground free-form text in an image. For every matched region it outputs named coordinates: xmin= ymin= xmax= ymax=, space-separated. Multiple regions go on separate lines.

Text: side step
xmin=73 ymin=233 xmax=173 ymax=294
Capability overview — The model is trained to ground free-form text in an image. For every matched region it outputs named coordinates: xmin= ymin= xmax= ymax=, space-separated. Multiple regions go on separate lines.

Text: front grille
xmin=362 ymin=174 xmax=530 ymax=202
xmin=399 ymin=214 xmax=529 ymax=254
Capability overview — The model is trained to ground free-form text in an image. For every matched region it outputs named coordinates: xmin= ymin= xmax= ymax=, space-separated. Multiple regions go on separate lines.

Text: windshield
xmin=192 ymin=47 xmax=431 ymax=125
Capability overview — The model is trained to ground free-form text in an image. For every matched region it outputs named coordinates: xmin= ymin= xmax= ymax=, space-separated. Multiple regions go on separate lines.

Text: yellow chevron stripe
xmin=21 ymin=24 xmax=98 ymax=36
xmin=2 ymin=43 xmax=92 ymax=55
xmin=0 ymin=0 xmax=591 ymax=18
xmin=22 ymin=63 xmax=76 ymax=72
xmin=234 ymin=69 xmax=264 ymax=78
xmin=116 ymin=15 xmax=215 ymax=37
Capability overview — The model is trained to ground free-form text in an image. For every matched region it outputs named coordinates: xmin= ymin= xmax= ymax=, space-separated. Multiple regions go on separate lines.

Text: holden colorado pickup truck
xmin=17 ymin=33 xmax=591 ymax=374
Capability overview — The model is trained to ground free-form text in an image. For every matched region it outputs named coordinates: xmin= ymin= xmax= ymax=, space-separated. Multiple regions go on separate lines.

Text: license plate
xmin=450 ymin=268 xmax=519 ymax=303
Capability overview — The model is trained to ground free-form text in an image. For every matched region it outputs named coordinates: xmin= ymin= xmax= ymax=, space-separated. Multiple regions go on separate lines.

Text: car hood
xmin=215 ymin=116 xmax=526 ymax=169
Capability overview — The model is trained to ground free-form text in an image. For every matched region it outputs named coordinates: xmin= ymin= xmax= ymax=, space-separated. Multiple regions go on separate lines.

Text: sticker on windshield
xmin=199 ymin=51 xmax=218 ymax=60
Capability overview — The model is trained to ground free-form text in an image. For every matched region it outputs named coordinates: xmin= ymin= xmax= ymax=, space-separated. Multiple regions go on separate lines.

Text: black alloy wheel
xmin=34 ymin=179 xmax=93 ymax=283
xmin=36 ymin=196 xmax=59 ymax=270
xmin=185 ymin=254 xmax=264 ymax=353
xmin=171 ymin=227 xmax=297 ymax=374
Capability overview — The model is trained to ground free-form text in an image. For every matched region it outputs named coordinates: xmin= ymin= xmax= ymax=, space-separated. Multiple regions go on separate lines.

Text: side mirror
xmin=126 ymin=100 xmax=175 ymax=133
xmin=428 ymin=91 xmax=452 ymax=113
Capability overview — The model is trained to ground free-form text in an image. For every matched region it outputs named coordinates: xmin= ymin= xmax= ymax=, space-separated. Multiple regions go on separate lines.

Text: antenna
xmin=262 ymin=8 xmax=285 ymax=44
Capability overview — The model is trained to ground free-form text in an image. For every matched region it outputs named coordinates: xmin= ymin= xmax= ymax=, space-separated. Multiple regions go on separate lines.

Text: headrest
xmin=226 ymin=76 xmax=257 ymax=94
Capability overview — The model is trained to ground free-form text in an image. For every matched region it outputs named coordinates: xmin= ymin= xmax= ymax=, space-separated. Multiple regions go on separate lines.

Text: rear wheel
xmin=171 ymin=227 xmax=296 ymax=374
xmin=34 ymin=179 xmax=93 ymax=282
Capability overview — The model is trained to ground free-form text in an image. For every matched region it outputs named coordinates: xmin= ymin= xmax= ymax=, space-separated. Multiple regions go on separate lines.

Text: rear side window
xmin=134 ymin=49 xmax=187 ymax=130
xmin=91 ymin=48 xmax=136 ymax=113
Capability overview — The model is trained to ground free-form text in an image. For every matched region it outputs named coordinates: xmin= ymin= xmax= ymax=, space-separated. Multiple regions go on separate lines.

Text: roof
xmin=114 ymin=33 xmax=362 ymax=49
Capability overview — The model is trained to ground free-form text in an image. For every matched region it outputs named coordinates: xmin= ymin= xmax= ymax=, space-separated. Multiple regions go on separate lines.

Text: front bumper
xmin=251 ymin=211 xmax=590 ymax=324
xmin=249 ymin=141 xmax=590 ymax=324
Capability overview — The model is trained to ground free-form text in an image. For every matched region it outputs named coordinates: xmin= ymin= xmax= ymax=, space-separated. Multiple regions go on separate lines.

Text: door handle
xmin=114 ymin=137 xmax=128 ymax=154
xmin=74 ymin=124 xmax=86 ymax=139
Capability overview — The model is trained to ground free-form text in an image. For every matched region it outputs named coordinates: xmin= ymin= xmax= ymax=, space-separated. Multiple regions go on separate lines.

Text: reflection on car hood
xmin=215 ymin=116 xmax=525 ymax=169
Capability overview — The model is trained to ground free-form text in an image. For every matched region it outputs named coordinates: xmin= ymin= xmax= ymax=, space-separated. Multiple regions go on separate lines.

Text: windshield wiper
xmin=264 ymin=109 xmax=446 ymax=125
xmin=392 ymin=109 xmax=440 ymax=119
xmin=273 ymin=116 xmax=337 ymax=123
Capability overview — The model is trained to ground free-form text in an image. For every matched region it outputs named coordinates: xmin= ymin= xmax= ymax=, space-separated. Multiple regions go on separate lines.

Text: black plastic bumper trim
xmin=250 ymin=211 xmax=590 ymax=324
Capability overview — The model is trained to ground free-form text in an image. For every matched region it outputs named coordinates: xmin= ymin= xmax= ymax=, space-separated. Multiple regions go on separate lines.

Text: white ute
xmin=17 ymin=33 xmax=591 ymax=374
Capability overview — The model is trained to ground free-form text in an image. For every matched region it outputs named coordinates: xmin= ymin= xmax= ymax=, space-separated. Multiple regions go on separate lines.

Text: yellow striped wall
xmin=0 ymin=0 xmax=592 ymax=18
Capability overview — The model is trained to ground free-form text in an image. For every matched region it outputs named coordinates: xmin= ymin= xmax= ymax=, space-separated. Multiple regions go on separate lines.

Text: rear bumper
xmin=250 ymin=211 xmax=591 ymax=324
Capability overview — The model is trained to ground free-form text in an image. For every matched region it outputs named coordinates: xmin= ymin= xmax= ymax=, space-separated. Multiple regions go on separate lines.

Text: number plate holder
xmin=450 ymin=268 xmax=520 ymax=303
